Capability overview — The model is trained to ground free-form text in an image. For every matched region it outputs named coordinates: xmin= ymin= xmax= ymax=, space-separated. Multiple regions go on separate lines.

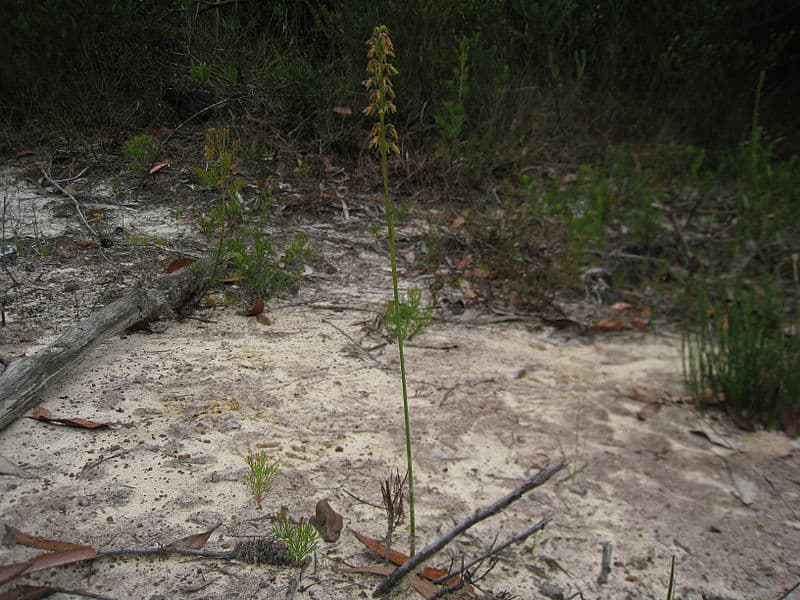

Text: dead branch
xmin=0 ymin=257 xmax=215 ymax=431
xmin=372 ymin=458 xmax=567 ymax=597
xmin=323 ymin=318 xmax=381 ymax=364
xmin=431 ymin=517 xmax=551 ymax=585
xmin=597 ymin=541 xmax=613 ymax=584
xmin=40 ymin=168 xmax=109 ymax=261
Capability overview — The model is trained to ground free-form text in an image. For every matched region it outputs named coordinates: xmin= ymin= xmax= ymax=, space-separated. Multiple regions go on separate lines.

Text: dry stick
xmin=597 ymin=541 xmax=613 ymax=584
xmin=40 ymin=168 xmax=111 ymax=263
xmin=430 ymin=517 xmax=551 ymax=585
xmin=159 ymin=96 xmax=237 ymax=148
xmin=372 ymin=458 xmax=568 ymax=597
xmin=30 ymin=587 xmax=115 ymax=600
xmin=322 ymin=318 xmax=381 ymax=365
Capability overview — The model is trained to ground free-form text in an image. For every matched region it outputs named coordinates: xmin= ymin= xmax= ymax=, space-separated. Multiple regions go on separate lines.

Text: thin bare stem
xmin=40 ymin=168 xmax=111 ymax=263
xmin=373 ymin=458 xmax=567 ymax=597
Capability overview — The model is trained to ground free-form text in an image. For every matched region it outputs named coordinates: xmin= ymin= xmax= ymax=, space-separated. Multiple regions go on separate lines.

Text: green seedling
xmin=383 ymin=288 xmax=432 ymax=341
xmin=272 ymin=516 xmax=321 ymax=565
xmin=244 ymin=452 xmax=280 ymax=509
xmin=364 ymin=25 xmax=417 ymax=555
xmin=666 ymin=555 xmax=676 ymax=600
xmin=123 ymin=134 xmax=159 ymax=171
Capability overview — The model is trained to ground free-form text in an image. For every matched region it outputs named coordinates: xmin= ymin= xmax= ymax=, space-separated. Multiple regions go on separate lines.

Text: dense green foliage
xmin=1 ymin=1 xmax=797 ymax=152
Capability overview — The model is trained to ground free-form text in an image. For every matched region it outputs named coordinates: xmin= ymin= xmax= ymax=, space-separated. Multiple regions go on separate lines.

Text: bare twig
xmin=161 ymin=96 xmax=237 ymax=147
xmin=381 ymin=469 xmax=407 ymax=564
xmin=372 ymin=458 xmax=568 ymax=597
xmin=323 ymin=318 xmax=381 ymax=364
xmin=597 ymin=541 xmax=613 ymax=584
xmin=40 ymin=168 xmax=111 ymax=262
xmin=54 ymin=165 xmax=91 ymax=184
xmin=431 ymin=517 xmax=551 ymax=585
xmin=342 ymin=488 xmax=386 ymax=511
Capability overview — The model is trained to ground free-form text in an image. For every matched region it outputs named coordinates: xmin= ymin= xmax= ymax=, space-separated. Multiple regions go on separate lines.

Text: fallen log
xmin=0 ymin=258 xmax=214 ymax=431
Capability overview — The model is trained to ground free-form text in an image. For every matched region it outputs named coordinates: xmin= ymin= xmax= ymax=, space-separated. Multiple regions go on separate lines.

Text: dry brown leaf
xmin=0 ymin=547 xmax=99 ymax=586
xmin=332 ymin=106 xmax=352 ymax=115
xmin=203 ymin=296 xmax=218 ymax=308
xmin=782 ymin=407 xmax=799 ymax=437
xmin=351 ymin=531 xmax=457 ymax=585
xmin=148 ymin=161 xmax=168 ymax=175
xmin=585 ymin=318 xmax=630 ymax=334
xmin=352 ymin=531 xmax=408 ymax=566
xmin=16 ymin=149 xmax=35 ymax=158
xmin=631 ymin=318 xmax=649 ymax=330
xmin=29 ymin=407 xmax=111 ymax=430
xmin=453 ymin=257 xmax=472 ymax=271
xmin=610 ymin=301 xmax=633 ymax=311
xmin=87 ymin=213 xmax=102 ymax=223
xmin=166 ymin=258 xmax=192 ymax=273
xmin=450 ymin=215 xmax=466 ymax=229
xmin=245 ymin=296 xmax=264 ymax=316
xmin=4 ymin=526 xmax=92 ymax=552
xmin=725 ymin=405 xmax=756 ymax=432
xmin=404 ymin=250 xmax=416 ymax=265
xmin=256 ymin=312 xmax=271 ymax=326
xmin=308 ymin=500 xmax=343 ymax=542
xmin=166 ymin=523 xmax=221 ymax=550
xmin=73 ymin=239 xmax=94 ymax=248
xmin=636 ymin=401 xmax=662 ymax=421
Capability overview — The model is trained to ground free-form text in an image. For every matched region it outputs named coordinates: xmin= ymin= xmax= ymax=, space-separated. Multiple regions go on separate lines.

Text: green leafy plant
xmin=383 ymin=288 xmax=432 ymax=341
xmin=122 ymin=134 xmax=159 ymax=171
xmin=197 ymin=127 xmax=312 ymax=300
xmin=434 ymin=36 xmax=470 ymax=164
xmin=244 ymin=452 xmax=280 ymax=509
xmin=364 ymin=25 xmax=417 ymax=555
xmin=190 ymin=61 xmax=212 ymax=84
xmin=272 ymin=516 xmax=321 ymax=565
xmin=682 ymin=279 xmax=800 ymax=429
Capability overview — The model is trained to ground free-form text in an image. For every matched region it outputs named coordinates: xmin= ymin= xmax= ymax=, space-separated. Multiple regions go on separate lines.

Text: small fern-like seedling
xmin=383 ymin=288 xmax=432 ymax=341
xmin=272 ymin=516 xmax=321 ymax=565
xmin=244 ymin=452 xmax=280 ymax=508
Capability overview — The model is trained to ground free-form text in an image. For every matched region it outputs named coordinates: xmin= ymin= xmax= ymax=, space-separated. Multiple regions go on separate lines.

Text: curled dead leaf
xmin=245 ymin=296 xmax=264 ymax=317
xmin=166 ymin=258 xmax=192 ymax=273
xmin=636 ymin=401 xmax=662 ymax=421
xmin=166 ymin=523 xmax=221 ymax=550
xmin=585 ymin=318 xmax=630 ymax=334
xmin=610 ymin=301 xmax=633 ymax=311
xmin=308 ymin=499 xmax=343 ymax=542
xmin=29 ymin=407 xmax=111 ymax=429
xmin=148 ymin=161 xmax=168 ymax=175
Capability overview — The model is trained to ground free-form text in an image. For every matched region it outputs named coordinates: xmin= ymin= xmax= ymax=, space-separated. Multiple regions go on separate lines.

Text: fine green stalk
xmin=364 ymin=25 xmax=416 ymax=556
xmin=666 ymin=555 xmax=676 ymax=599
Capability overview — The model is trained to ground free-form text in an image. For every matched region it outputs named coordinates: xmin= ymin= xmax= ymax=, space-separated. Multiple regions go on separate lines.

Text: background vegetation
xmin=1 ymin=0 xmax=797 ymax=154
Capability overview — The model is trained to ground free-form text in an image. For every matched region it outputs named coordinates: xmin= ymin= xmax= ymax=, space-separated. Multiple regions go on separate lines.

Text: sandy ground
xmin=1 ymin=166 xmax=799 ymax=600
